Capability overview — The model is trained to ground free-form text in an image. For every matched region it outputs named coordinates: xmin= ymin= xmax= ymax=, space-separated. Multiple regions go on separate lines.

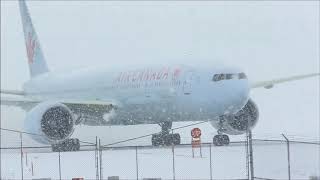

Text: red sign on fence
xmin=191 ymin=128 xmax=202 ymax=158
xmin=191 ymin=128 xmax=202 ymax=138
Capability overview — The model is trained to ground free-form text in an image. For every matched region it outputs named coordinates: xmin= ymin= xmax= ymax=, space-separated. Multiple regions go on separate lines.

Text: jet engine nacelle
xmin=24 ymin=101 xmax=75 ymax=144
xmin=211 ymin=99 xmax=259 ymax=135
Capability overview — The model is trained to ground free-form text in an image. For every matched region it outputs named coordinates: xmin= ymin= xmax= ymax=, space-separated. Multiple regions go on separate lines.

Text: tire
xmin=163 ymin=134 xmax=181 ymax=146
xmin=172 ymin=133 xmax=181 ymax=145
xmin=222 ymin=134 xmax=230 ymax=145
xmin=213 ymin=135 xmax=223 ymax=146
xmin=152 ymin=134 xmax=162 ymax=146
xmin=51 ymin=138 xmax=80 ymax=152
xmin=163 ymin=134 xmax=173 ymax=146
xmin=152 ymin=133 xmax=181 ymax=146
xmin=213 ymin=135 xmax=229 ymax=146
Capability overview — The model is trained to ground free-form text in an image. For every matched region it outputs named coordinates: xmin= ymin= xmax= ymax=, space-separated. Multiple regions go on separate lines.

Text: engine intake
xmin=211 ymin=99 xmax=259 ymax=135
xmin=41 ymin=106 xmax=74 ymax=141
xmin=24 ymin=102 xmax=75 ymax=144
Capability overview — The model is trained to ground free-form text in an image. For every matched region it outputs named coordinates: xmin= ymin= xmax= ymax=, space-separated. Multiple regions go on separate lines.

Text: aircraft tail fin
xmin=19 ymin=0 xmax=49 ymax=78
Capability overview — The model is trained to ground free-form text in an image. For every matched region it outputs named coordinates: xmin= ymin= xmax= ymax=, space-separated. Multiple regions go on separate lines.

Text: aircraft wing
xmin=250 ymin=73 xmax=320 ymax=89
xmin=0 ymin=89 xmax=25 ymax=95
xmin=1 ymin=93 xmax=118 ymax=126
xmin=1 ymin=94 xmax=115 ymax=110
xmin=1 ymin=95 xmax=38 ymax=110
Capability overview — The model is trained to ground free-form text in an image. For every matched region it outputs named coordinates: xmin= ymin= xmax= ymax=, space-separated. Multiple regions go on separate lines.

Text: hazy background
xmin=1 ymin=1 xmax=319 ymax=146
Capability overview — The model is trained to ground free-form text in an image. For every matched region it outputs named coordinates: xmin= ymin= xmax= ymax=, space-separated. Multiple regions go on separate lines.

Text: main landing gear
xmin=152 ymin=121 xmax=181 ymax=146
xmin=51 ymin=138 xmax=80 ymax=152
xmin=213 ymin=116 xmax=230 ymax=146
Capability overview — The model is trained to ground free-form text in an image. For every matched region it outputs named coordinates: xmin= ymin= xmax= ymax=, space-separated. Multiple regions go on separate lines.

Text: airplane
xmin=1 ymin=0 xmax=319 ymax=151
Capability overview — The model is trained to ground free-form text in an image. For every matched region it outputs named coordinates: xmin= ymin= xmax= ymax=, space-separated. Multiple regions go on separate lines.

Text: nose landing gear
xmin=213 ymin=134 xmax=230 ymax=146
xmin=151 ymin=121 xmax=181 ymax=146
xmin=213 ymin=116 xmax=230 ymax=146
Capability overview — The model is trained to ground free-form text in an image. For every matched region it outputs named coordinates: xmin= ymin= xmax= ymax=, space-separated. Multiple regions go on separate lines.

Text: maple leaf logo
xmin=26 ymin=32 xmax=36 ymax=64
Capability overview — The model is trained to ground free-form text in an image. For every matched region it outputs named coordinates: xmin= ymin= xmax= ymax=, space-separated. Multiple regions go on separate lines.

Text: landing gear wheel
xmin=152 ymin=134 xmax=163 ymax=146
xmin=164 ymin=133 xmax=181 ymax=146
xmin=213 ymin=134 xmax=230 ymax=146
xmin=51 ymin=138 xmax=80 ymax=152
xmin=152 ymin=121 xmax=181 ymax=146
xmin=172 ymin=133 xmax=181 ymax=145
xmin=152 ymin=133 xmax=181 ymax=146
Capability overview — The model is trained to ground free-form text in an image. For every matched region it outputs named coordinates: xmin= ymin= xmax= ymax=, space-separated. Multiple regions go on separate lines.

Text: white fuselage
xmin=22 ymin=65 xmax=250 ymax=124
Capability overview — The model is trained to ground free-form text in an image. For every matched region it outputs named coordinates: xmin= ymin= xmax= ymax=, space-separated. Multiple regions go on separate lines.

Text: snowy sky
xmin=1 ymin=1 xmax=319 ymax=144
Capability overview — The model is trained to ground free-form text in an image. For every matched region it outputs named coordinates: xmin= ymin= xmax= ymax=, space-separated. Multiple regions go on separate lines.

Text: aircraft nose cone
xmin=237 ymin=80 xmax=250 ymax=107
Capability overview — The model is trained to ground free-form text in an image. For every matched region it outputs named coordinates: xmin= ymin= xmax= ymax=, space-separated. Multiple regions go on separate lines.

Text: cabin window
xmin=226 ymin=74 xmax=234 ymax=80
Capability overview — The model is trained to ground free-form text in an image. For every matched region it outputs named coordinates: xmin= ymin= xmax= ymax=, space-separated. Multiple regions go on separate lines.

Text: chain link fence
xmin=1 ymin=128 xmax=319 ymax=180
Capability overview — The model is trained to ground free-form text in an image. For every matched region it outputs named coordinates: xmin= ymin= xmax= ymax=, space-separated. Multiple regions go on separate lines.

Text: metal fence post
xmin=248 ymin=130 xmax=254 ymax=180
xmin=20 ymin=132 xmax=24 ymax=180
xmin=282 ymin=134 xmax=291 ymax=180
xmin=99 ymin=139 xmax=103 ymax=180
xmin=95 ymin=136 xmax=99 ymax=180
xmin=245 ymin=131 xmax=250 ymax=179
xmin=135 ymin=146 xmax=139 ymax=180
xmin=58 ymin=151 xmax=61 ymax=180
xmin=172 ymin=143 xmax=176 ymax=180
xmin=209 ymin=143 xmax=212 ymax=180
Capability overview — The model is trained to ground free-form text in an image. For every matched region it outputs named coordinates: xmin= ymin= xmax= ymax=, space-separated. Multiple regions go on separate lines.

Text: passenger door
xmin=183 ymin=71 xmax=195 ymax=95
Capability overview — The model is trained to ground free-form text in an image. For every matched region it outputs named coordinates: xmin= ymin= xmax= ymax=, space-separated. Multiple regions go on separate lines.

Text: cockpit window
xmin=212 ymin=72 xmax=247 ymax=82
xmin=213 ymin=74 xmax=220 ymax=81
xmin=212 ymin=74 xmax=224 ymax=81
xmin=239 ymin=72 xmax=247 ymax=79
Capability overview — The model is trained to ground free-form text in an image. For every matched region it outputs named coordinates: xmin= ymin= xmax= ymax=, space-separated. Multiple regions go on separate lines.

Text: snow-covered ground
xmin=2 ymin=121 xmax=319 ymax=179
xmin=1 ymin=140 xmax=319 ymax=180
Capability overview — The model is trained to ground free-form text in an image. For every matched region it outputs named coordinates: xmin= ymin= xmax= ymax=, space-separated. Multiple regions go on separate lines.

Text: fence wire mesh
xmin=1 ymin=128 xmax=319 ymax=180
